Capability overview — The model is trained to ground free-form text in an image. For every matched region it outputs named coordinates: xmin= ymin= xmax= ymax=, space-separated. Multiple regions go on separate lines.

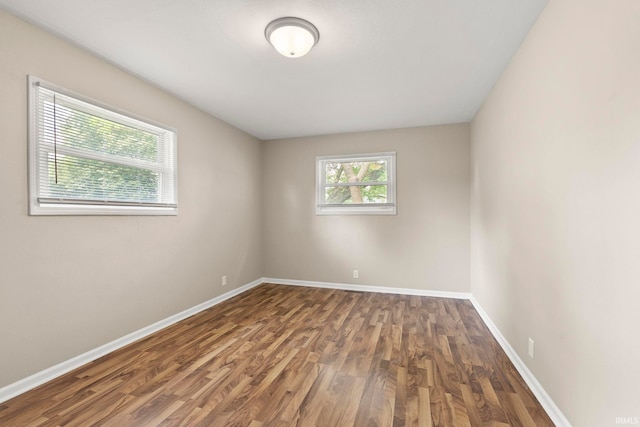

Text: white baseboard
xmin=469 ymin=295 xmax=572 ymax=427
xmin=0 ymin=278 xmax=263 ymax=404
xmin=263 ymin=277 xmax=472 ymax=300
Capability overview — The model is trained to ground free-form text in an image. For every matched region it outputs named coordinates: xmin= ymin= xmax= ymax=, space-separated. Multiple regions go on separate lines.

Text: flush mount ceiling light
xmin=265 ymin=17 xmax=319 ymax=58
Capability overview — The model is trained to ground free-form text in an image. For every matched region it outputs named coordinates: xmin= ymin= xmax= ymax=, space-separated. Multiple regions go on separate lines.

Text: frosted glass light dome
xmin=265 ymin=17 xmax=319 ymax=58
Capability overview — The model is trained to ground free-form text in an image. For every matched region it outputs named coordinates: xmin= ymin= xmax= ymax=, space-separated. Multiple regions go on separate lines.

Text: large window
xmin=28 ymin=76 xmax=178 ymax=215
xmin=316 ymin=152 xmax=396 ymax=215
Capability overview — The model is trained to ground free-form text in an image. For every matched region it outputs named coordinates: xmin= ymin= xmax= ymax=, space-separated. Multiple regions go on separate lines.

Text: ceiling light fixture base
xmin=265 ymin=17 xmax=319 ymax=58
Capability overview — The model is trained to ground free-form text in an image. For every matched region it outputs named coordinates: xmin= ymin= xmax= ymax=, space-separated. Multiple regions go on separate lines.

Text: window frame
xmin=316 ymin=152 xmax=397 ymax=215
xmin=27 ymin=75 xmax=178 ymax=216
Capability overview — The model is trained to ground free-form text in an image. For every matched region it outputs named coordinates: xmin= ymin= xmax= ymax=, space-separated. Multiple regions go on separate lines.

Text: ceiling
xmin=0 ymin=0 xmax=548 ymax=140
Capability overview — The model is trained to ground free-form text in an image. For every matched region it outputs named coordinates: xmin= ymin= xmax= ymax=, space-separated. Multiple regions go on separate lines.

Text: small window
xmin=316 ymin=152 xmax=396 ymax=215
xmin=28 ymin=76 xmax=178 ymax=215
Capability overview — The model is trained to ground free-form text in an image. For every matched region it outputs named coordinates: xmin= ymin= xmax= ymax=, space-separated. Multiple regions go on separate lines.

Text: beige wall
xmin=263 ymin=125 xmax=470 ymax=292
xmin=471 ymin=0 xmax=640 ymax=425
xmin=0 ymin=10 xmax=263 ymax=387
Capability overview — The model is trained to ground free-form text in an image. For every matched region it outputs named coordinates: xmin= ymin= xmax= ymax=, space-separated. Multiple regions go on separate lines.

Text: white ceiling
xmin=0 ymin=0 xmax=547 ymax=140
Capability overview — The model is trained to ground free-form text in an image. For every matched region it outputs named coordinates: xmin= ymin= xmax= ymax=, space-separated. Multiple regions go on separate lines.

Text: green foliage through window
xmin=42 ymin=100 xmax=162 ymax=202
xmin=46 ymin=154 xmax=159 ymax=202
xmin=316 ymin=153 xmax=396 ymax=215
xmin=324 ymin=160 xmax=388 ymax=204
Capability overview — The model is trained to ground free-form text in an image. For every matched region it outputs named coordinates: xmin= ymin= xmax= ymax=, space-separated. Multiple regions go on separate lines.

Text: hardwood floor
xmin=0 ymin=284 xmax=554 ymax=426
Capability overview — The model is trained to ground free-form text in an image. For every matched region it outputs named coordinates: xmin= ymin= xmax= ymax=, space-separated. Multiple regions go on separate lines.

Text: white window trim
xmin=27 ymin=76 xmax=178 ymax=216
xmin=316 ymin=152 xmax=397 ymax=215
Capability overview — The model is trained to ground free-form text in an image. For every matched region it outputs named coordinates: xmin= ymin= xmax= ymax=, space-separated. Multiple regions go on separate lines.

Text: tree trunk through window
xmin=342 ymin=162 xmax=370 ymax=204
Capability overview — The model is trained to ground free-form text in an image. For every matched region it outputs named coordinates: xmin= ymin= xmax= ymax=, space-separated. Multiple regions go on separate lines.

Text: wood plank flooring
xmin=0 ymin=284 xmax=555 ymax=426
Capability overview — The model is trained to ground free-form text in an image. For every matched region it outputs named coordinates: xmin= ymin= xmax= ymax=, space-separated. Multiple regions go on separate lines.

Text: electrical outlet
xmin=221 ymin=275 xmax=227 ymax=286
xmin=353 ymin=269 xmax=359 ymax=279
xmin=528 ymin=337 xmax=534 ymax=359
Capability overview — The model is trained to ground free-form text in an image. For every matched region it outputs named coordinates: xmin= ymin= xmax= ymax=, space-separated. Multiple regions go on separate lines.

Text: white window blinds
xmin=28 ymin=76 xmax=178 ymax=215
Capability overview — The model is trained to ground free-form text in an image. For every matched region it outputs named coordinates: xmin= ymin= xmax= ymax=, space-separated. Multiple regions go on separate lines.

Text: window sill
xmin=29 ymin=203 xmax=178 ymax=216
xmin=315 ymin=205 xmax=396 ymax=216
